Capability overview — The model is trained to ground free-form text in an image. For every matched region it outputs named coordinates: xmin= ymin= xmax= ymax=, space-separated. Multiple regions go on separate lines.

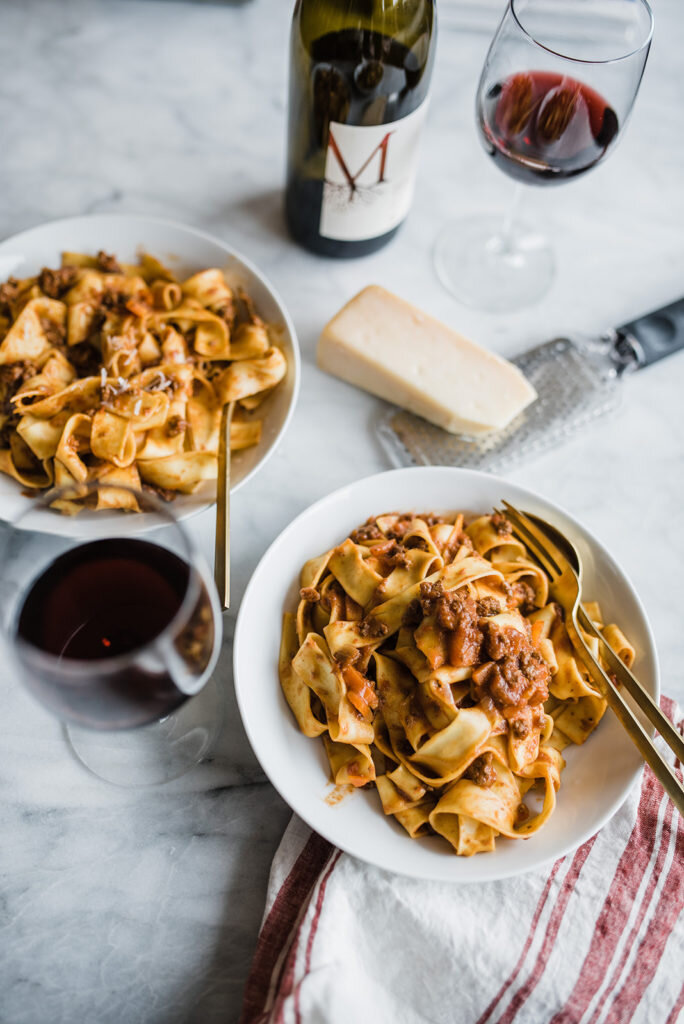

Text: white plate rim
xmin=233 ymin=466 xmax=660 ymax=883
xmin=0 ymin=213 xmax=301 ymax=537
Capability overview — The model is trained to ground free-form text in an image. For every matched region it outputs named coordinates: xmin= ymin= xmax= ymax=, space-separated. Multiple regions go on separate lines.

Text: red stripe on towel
xmin=497 ymin=836 xmax=597 ymax=1024
xmin=474 ymin=860 xmax=564 ymax=1024
xmin=586 ymin=788 xmax=674 ymax=1024
xmin=547 ymin=770 xmax=665 ymax=1024
xmin=240 ymin=831 xmax=334 ymax=1024
xmin=601 ymin=777 xmax=683 ymax=1024
xmin=294 ymin=850 xmax=342 ymax=1023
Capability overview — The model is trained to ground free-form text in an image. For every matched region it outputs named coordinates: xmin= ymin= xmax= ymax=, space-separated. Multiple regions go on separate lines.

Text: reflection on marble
xmin=0 ymin=0 xmax=682 ymax=1021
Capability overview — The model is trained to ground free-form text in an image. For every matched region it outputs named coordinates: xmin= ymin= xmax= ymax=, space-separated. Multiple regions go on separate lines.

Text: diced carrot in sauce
xmin=347 ymin=691 xmax=373 ymax=721
xmin=343 ymin=665 xmax=369 ymax=693
xmin=346 ymin=762 xmax=369 ymax=787
xmin=343 ymin=665 xmax=379 ymax=712
xmin=530 ymin=620 xmax=544 ymax=646
xmin=126 ymin=297 xmax=150 ymax=317
xmin=369 ymin=541 xmax=395 ymax=556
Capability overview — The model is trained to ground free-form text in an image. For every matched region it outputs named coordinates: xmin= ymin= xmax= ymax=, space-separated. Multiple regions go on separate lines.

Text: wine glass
xmin=435 ymin=0 xmax=653 ymax=312
xmin=0 ymin=482 xmax=223 ymax=786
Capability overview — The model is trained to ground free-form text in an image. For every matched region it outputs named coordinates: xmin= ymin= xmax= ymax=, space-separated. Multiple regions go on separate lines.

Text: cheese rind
xmin=317 ymin=286 xmax=537 ymax=436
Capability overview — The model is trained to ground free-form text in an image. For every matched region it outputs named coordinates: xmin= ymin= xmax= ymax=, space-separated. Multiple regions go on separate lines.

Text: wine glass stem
xmin=499 ymin=183 xmax=524 ymax=253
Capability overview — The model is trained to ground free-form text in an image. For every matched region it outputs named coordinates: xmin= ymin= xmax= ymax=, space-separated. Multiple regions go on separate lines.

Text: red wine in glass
xmin=15 ymin=538 xmax=215 ymax=730
xmin=479 ymin=71 xmax=619 ymax=185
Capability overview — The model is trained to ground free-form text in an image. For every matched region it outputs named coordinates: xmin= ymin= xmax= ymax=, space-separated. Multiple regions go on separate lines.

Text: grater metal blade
xmin=376 ymin=336 xmax=624 ymax=473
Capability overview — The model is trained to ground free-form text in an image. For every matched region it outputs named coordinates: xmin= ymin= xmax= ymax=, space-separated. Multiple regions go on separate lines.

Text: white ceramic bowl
xmin=234 ymin=466 xmax=658 ymax=883
xmin=0 ymin=214 xmax=300 ymax=537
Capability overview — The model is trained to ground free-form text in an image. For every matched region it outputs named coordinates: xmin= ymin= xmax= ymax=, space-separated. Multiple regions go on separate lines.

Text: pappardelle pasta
xmin=0 ymin=250 xmax=287 ymax=513
xmin=280 ymin=510 xmax=634 ymax=857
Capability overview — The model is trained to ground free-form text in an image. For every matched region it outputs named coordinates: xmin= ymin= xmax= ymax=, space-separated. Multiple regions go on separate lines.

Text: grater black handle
xmin=618 ymin=297 xmax=684 ymax=369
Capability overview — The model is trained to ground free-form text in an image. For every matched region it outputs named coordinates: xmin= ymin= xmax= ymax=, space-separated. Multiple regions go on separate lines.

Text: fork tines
xmin=500 ymin=499 xmax=684 ymax=816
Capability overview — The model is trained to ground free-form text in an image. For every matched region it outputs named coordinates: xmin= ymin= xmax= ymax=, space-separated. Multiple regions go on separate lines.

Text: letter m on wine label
xmin=319 ymin=101 xmax=429 ymax=243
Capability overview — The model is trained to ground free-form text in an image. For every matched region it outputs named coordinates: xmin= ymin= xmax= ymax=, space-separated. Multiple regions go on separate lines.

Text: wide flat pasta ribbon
xmin=0 ymin=298 xmax=65 ymax=365
xmin=213 ymin=347 xmax=286 ymax=404
xmin=137 ymin=451 xmax=216 ymax=494
xmin=466 ymin=515 xmax=527 ymax=561
xmin=279 ymin=613 xmax=326 ymax=739
xmin=292 ymin=633 xmax=374 ymax=746
xmin=91 ymin=409 xmax=137 ymax=469
xmin=55 ymin=413 xmax=93 ymax=482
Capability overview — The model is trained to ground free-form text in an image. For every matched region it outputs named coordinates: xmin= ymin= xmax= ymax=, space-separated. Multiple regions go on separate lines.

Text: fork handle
xmin=578 ymin=605 xmax=684 ymax=764
xmin=567 ymin=615 xmax=684 ymax=816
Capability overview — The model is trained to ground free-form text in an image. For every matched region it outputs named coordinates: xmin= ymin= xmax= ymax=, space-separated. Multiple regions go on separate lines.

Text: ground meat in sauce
xmin=0 ymin=277 xmax=20 ymax=313
xmin=476 ymin=596 xmax=501 ymax=617
xmin=490 ymin=512 xmax=512 ymax=536
xmin=370 ymin=540 xmax=411 ymax=572
xmin=511 ymin=717 xmax=531 ymax=738
xmin=464 ymin=752 xmax=496 ymax=788
xmin=385 ymin=542 xmax=411 ymax=568
xmin=471 ymin=647 xmax=549 ymax=709
xmin=419 ymin=581 xmax=483 ymax=667
xmin=38 ymin=265 xmax=78 ymax=299
xmin=402 ymin=598 xmax=423 ymax=629
xmin=333 ymin=647 xmax=361 ymax=669
xmin=405 ymin=535 xmax=430 ymax=551
xmin=166 ymin=415 xmax=187 ymax=437
xmin=357 ymin=618 xmax=389 ymax=639
xmin=350 ymin=517 xmax=383 ymax=544
xmin=484 ymin=623 xmax=527 ymax=661
xmin=101 ymin=291 xmax=130 ymax=314
xmin=299 ymin=586 xmax=320 ymax=603
xmin=435 ymin=588 xmax=468 ymax=632
xmin=444 ymin=592 xmax=482 ymax=666
xmin=0 ymin=362 xmax=39 ymax=414
xmin=384 ymin=514 xmax=414 ymax=540
xmin=508 ymin=706 xmax=546 ymax=738
xmin=0 ymin=362 xmax=37 ymax=389
xmin=96 ymin=251 xmax=123 ymax=274
xmin=506 ymin=579 xmax=537 ymax=614
xmin=39 ymin=316 xmax=66 ymax=346
xmin=419 ymin=579 xmax=444 ymax=615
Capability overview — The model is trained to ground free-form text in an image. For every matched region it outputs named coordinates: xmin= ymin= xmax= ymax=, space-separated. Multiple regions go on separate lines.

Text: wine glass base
xmin=435 ymin=214 xmax=555 ymax=312
xmin=63 ymin=676 xmax=224 ymax=787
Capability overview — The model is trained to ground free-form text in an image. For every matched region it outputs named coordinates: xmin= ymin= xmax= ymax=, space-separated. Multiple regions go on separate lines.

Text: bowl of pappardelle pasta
xmin=0 ymin=214 xmax=299 ymax=537
xmin=234 ymin=467 xmax=659 ymax=882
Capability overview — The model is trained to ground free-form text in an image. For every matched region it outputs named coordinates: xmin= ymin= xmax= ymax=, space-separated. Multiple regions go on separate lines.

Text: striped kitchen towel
xmin=241 ymin=698 xmax=683 ymax=1024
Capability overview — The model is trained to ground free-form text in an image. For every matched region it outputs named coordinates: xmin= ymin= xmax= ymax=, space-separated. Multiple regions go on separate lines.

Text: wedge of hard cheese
xmin=317 ymin=286 xmax=537 ymax=436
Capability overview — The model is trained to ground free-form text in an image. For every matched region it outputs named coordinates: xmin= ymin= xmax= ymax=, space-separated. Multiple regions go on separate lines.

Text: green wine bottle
xmin=285 ymin=0 xmax=437 ymax=258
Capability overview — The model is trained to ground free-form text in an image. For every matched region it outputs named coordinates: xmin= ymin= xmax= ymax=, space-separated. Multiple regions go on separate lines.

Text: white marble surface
xmin=1 ymin=1 xmax=683 ymax=1021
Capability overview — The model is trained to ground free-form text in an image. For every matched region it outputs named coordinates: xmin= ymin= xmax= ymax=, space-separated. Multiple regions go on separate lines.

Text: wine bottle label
xmin=319 ymin=100 xmax=429 ymax=242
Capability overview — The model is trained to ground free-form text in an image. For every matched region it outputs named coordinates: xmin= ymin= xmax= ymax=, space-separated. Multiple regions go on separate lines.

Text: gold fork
xmin=214 ymin=400 xmax=235 ymax=611
xmin=498 ymin=500 xmax=684 ymax=815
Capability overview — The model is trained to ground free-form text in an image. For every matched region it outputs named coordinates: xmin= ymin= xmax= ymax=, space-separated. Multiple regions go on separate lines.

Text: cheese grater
xmin=377 ymin=297 xmax=684 ymax=473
